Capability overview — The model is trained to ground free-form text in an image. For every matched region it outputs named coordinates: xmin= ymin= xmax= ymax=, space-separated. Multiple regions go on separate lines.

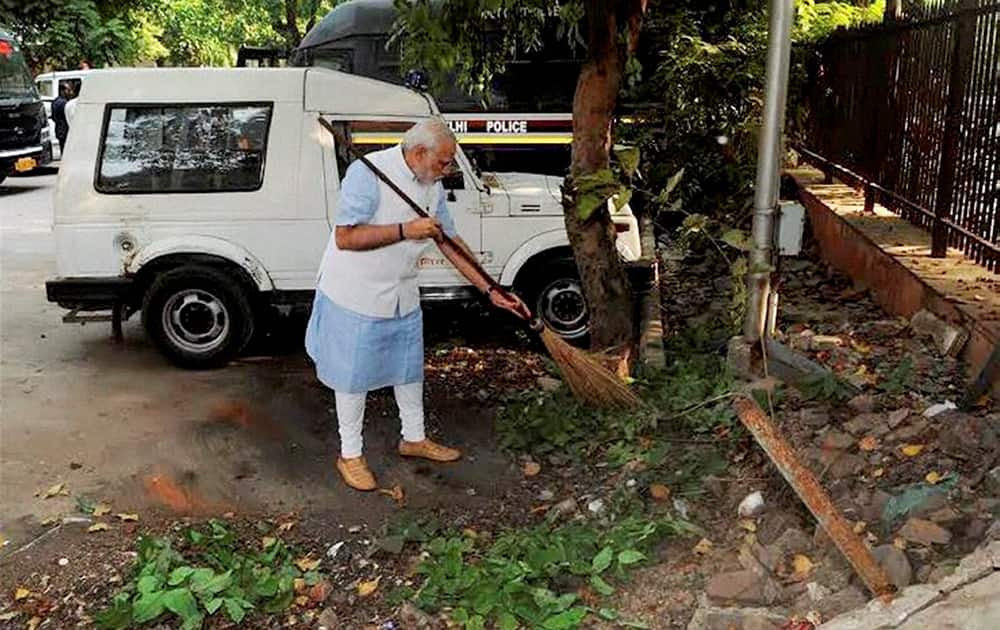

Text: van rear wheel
xmin=142 ymin=265 xmax=255 ymax=368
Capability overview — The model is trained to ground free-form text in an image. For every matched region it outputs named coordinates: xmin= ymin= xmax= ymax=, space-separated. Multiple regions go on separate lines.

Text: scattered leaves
xmin=93 ymin=504 xmax=111 ymax=517
xmin=858 ymin=436 xmax=879 ymax=452
xmin=357 ymin=577 xmax=380 ymax=597
xmin=893 ymin=537 xmax=907 ymax=550
xmin=872 ymin=467 xmax=885 ymax=478
xmin=116 ymin=513 xmax=139 ymax=522
xmin=15 ymin=587 xmax=31 ymax=600
xmin=853 ymin=521 xmax=867 ymax=534
xmin=649 ymin=484 xmax=671 ymax=502
xmin=738 ymin=519 xmax=757 ymax=533
xmin=522 ymin=461 xmax=542 ymax=477
xmin=261 ymin=536 xmax=277 ymax=549
xmin=278 ymin=521 xmax=296 ymax=533
xmin=88 ymin=522 xmax=109 ymax=533
xmin=693 ymin=538 xmax=713 ymax=555
xmin=41 ymin=483 xmax=65 ymax=499
xmin=791 ymin=554 xmax=814 ymax=579
xmin=901 ymin=444 xmax=925 ymax=457
xmin=40 ymin=517 xmax=58 ymax=526
xmin=294 ymin=556 xmax=321 ymax=572
xmin=377 ymin=485 xmax=405 ymax=504
xmin=925 ymin=471 xmax=944 ymax=485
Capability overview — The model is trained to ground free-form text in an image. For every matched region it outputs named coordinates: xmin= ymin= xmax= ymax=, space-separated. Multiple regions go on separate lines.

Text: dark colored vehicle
xmin=289 ymin=0 xmax=578 ymax=175
xmin=0 ymin=28 xmax=51 ymax=185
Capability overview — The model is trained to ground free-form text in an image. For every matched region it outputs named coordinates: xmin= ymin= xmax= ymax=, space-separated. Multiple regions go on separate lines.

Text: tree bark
xmin=564 ymin=0 xmax=646 ymax=353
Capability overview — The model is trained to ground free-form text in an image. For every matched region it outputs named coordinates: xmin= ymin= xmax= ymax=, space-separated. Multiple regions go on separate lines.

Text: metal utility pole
xmin=743 ymin=0 xmax=794 ymax=342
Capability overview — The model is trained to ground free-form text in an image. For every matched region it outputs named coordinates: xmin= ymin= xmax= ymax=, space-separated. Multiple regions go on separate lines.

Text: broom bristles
xmin=539 ymin=327 xmax=641 ymax=408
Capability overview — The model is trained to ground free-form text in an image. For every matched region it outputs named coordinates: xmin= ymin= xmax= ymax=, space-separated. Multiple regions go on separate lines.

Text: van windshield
xmin=0 ymin=38 xmax=38 ymax=101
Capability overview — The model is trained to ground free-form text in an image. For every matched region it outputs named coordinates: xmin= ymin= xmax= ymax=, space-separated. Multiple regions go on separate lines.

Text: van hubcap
xmin=162 ymin=289 xmax=230 ymax=354
xmin=537 ymin=278 xmax=588 ymax=339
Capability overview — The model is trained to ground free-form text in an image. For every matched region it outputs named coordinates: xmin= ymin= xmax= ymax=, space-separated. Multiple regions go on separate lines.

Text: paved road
xmin=0 ymin=170 xmax=513 ymax=550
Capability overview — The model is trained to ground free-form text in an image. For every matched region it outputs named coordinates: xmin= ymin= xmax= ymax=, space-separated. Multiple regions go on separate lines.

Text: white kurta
xmin=305 ymin=145 xmax=457 ymax=393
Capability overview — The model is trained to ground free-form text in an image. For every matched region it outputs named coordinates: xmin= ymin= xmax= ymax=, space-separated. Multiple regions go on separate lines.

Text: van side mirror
xmin=442 ymin=171 xmax=464 ymax=191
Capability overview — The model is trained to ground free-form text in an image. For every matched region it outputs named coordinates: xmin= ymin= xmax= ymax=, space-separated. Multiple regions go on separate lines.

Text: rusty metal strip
xmin=732 ymin=396 xmax=896 ymax=599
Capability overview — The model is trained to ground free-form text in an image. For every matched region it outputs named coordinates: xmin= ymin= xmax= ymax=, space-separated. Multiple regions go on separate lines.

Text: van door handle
xmin=447 ymin=190 xmax=457 ymax=202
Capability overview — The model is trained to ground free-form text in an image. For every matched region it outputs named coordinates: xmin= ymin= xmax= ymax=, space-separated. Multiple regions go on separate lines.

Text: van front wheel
xmin=142 ymin=266 xmax=255 ymax=368
xmin=519 ymin=263 xmax=590 ymax=346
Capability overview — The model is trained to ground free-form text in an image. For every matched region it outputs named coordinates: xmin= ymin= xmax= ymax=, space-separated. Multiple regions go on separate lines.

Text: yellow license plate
xmin=14 ymin=157 xmax=37 ymax=172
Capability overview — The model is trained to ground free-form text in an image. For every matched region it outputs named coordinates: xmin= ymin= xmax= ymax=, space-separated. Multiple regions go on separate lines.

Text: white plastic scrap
xmin=923 ymin=401 xmax=957 ymax=417
xmin=738 ymin=491 xmax=766 ymax=518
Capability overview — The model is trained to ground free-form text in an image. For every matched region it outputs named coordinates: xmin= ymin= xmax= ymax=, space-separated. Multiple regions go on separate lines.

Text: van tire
xmin=142 ymin=265 xmax=255 ymax=369
xmin=518 ymin=262 xmax=590 ymax=346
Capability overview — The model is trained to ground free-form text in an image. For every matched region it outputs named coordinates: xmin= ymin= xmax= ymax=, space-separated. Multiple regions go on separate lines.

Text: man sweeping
xmin=307 ymin=119 xmax=527 ymax=491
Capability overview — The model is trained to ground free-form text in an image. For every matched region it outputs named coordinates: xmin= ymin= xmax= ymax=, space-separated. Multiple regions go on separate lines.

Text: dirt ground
xmin=3 ymin=171 xmax=998 ymax=630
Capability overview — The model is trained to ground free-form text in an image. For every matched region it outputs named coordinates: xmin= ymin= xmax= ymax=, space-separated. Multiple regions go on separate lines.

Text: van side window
xmin=96 ymin=103 xmax=272 ymax=194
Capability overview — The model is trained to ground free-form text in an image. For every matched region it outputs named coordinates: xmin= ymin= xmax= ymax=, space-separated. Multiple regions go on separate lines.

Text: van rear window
xmin=96 ymin=103 xmax=272 ymax=194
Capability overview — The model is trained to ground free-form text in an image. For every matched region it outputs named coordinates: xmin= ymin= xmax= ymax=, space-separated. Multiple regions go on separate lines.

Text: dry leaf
xmin=529 ymin=504 xmax=550 ymax=514
xmin=40 ymin=517 xmax=58 ymax=526
xmin=278 ymin=521 xmax=296 ymax=533
xmin=872 ymin=467 xmax=885 ymax=478
xmin=294 ymin=595 xmax=309 ymax=607
xmin=893 ymin=537 xmax=907 ymax=550
xmin=858 ymin=436 xmax=879 ymax=452
xmin=0 ymin=612 xmax=17 ymax=621
xmin=462 ymin=528 xmax=478 ymax=539
xmin=15 ymin=587 xmax=30 ymax=600
xmin=223 ymin=511 xmax=235 ymax=518
xmin=42 ymin=483 xmax=64 ymax=499
xmin=262 ymin=536 xmax=277 ymax=549
xmin=901 ymin=444 xmax=925 ymax=457
xmin=308 ymin=580 xmax=331 ymax=604
xmin=377 ymin=485 xmax=405 ymax=504
xmin=738 ymin=519 xmax=757 ymax=533
xmin=791 ymin=554 xmax=814 ymax=578
xmin=522 ymin=461 xmax=541 ymax=477
xmin=87 ymin=523 xmax=109 ymax=533
xmin=294 ymin=578 xmax=307 ymax=593
xmin=27 ymin=616 xmax=41 ymax=630
xmin=649 ymin=484 xmax=671 ymax=502
xmin=295 ymin=556 xmax=321 ymax=572
xmin=92 ymin=504 xmax=111 ymax=517
xmin=116 ymin=513 xmax=139 ymax=522
xmin=357 ymin=576 xmax=380 ymax=597
xmin=925 ymin=471 xmax=944 ymax=485
xmin=693 ymin=538 xmax=713 ymax=555
xmin=853 ymin=521 xmax=867 ymax=534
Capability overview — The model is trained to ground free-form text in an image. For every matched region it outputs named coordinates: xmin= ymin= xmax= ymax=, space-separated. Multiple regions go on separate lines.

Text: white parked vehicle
xmin=46 ymin=67 xmax=647 ymax=367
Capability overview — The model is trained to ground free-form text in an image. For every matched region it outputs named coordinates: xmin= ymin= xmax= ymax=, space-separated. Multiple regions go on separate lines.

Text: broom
xmin=317 ymin=118 xmax=639 ymax=408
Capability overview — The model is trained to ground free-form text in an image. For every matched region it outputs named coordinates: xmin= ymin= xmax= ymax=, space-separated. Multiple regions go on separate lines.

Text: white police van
xmin=46 ymin=67 xmax=646 ymax=367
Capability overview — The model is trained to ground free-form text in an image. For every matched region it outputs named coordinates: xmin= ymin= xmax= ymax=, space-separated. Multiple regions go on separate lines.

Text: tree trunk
xmin=564 ymin=0 xmax=646 ymax=353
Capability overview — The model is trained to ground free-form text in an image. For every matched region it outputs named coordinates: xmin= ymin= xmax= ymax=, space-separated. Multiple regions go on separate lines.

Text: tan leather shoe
xmin=336 ymin=456 xmax=376 ymax=491
xmin=398 ymin=439 xmax=461 ymax=462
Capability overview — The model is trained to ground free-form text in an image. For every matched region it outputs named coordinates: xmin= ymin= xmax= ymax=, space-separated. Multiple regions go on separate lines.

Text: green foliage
xmin=797 ymin=370 xmax=856 ymax=402
xmin=93 ymin=519 xmax=321 ymax=629
xmin=391 ymin=0 xmax=572 ymax=103
xmin=624 ymin=0 xmax=885 ymax=226
xmin=497 ymin=338 xmax=737 ymax=480
xmin=879 ymin=356 xmax=915 ymax=395
xmin=413 ymin=515 xmax=688 ymax=629
xmin=0 ymin=0 xmax=155 ymax=71
xmin=3 ymin=0 xmax=337 ymax=70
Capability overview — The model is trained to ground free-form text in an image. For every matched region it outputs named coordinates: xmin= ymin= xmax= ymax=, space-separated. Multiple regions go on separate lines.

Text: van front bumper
xmin=46 ymin=277 xmax=134 ymax=310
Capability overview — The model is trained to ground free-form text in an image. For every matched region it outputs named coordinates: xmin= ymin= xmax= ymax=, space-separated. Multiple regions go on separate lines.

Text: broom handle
xmin=318 ymin=118 xmax=534 ymax=322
